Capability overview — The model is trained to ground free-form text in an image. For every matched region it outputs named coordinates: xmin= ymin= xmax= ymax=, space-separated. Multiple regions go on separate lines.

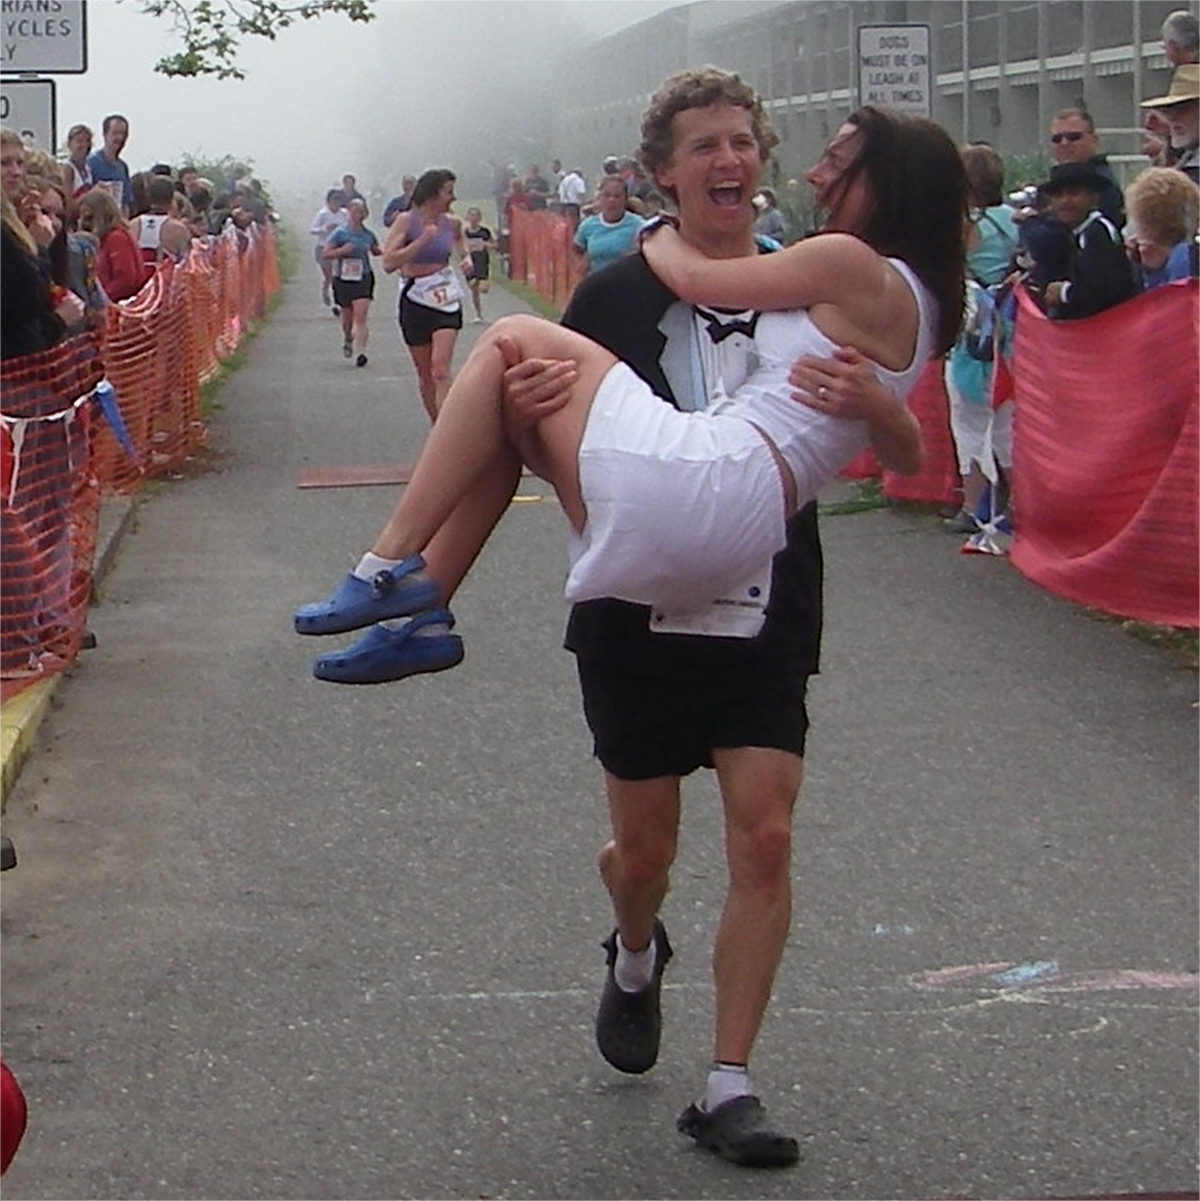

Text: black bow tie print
xmin=694 ymin=307 xmax=759 ymax=344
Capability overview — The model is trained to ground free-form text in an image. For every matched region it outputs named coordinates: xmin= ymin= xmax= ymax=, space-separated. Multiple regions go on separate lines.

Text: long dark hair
xmin=411 ymin=168 xmax=455 ymax=210
xmin=832 ymin=107 xmax=968 ymax=354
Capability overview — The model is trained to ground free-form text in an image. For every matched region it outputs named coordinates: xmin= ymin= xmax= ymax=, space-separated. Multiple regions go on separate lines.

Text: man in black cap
xmin=1037 ymin=162 xmax=1136 ymax=319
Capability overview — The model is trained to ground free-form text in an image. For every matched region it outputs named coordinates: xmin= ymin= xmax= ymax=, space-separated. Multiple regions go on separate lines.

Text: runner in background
xmin=463 ymin=207 xmax=496 ymax=324
xmin=382 ymin=168 xmax=473 ymax=422
xmin=310 ymin=188 xmax=348 ymax=314
xmin=323 ymin=197 xmax=381 ymax=368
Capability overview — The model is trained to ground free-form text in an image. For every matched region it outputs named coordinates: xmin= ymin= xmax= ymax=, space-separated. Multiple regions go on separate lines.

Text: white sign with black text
xmin=1 ymin=0 xmax=88 ymax=74
xmin=0 ymin=76 xmax=55 ymax=149
xmin=857 ymin=24 xmax=931 ymax=118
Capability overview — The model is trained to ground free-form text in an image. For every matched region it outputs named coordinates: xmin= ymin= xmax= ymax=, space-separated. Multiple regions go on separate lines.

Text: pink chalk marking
xmin=916 ymin=965 xmax=1199 ymax=993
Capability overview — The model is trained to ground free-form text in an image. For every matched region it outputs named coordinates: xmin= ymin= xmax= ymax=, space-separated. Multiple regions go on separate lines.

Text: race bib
xmin=407 ymin=267 xmax=462 ymax=312
xmin=650 ymin=562 xmax=771 ymax=638
xmin=339 ymin=257 xmax=364 ymax=282
xmin=98 ymin=179 xmax=124 ymax=208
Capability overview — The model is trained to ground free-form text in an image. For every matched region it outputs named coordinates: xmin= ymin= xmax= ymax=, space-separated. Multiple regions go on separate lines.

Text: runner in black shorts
xmin=382 ymin=168 xmax=473 ymax=421
xmin=323 ymin=198 xmax=381 ymax=367
xmin=463 ymin=206 xmax=496 ymax=324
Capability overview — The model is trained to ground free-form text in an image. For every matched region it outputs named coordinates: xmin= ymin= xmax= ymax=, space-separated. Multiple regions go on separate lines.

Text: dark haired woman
xmin=296 ymin=108 xmax=967 ymax=684
xmin=382 ymin=168 xmax=473 ymax=422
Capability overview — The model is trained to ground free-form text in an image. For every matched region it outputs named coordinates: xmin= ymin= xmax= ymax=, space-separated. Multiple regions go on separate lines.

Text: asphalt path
xmin=1 ymin=243 xmax=1196 ymax=1201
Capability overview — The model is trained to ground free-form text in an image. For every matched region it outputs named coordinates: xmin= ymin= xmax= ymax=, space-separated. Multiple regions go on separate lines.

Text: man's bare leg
xmin=598 ymin=774 xmax=681 ymax=952
xmin=594 ymin=773 xmax=681 ymax=1074
xmin=711 ymin=746 xmax=801 ymax=1067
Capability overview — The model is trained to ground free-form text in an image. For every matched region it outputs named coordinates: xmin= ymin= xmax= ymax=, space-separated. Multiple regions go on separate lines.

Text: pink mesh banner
xmin=1009 ymin=281 xmax=1198 ymax=628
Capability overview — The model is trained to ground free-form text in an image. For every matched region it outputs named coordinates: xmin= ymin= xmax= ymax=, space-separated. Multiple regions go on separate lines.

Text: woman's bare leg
xmin=407 ymin=343 xmax=438 ymax=422
xmin=352 ymin=297 xmax=370 ymax=356
xmin=429 ymin=326 xmax=459 ymax=415
xmin=368 ymin=313 xmax=617 ymax=580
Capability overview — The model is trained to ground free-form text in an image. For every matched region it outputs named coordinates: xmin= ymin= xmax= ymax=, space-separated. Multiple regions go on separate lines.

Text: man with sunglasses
xmin=1047 ymin=109 xmax=1125 ymax=225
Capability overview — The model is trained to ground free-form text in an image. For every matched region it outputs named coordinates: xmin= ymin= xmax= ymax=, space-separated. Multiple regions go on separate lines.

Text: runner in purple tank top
xmin=381 ymin=168 xmax=474 ymax=422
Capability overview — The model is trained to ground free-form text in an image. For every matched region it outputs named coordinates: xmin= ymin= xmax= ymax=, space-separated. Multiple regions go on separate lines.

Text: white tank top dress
xmin=565 ymin=258 xmax=937 ymax=613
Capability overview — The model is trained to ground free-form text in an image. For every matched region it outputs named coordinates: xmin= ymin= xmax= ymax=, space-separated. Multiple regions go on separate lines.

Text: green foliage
xmin=1003 ymin=151 xmax=1050 ymax=193
xmin=182 ymin=153 xmax=273 ymax=204
xmin=130 ymin=0 xmax=374 ymax=79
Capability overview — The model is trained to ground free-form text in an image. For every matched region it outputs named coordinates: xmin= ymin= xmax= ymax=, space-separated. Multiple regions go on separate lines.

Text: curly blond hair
xmin=639 ymin=67 xmax=778 ymax=200
xmin=1126 ymin=166 xmax=1200 ymax=246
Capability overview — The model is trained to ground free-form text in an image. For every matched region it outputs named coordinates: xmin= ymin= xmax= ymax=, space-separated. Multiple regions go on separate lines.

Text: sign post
xmin=857 ymin=24 xmax=931 ymax=118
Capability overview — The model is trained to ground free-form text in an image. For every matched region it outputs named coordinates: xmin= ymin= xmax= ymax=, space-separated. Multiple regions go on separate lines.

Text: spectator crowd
xmin=2 ymin=111 xmax=277 ymax=364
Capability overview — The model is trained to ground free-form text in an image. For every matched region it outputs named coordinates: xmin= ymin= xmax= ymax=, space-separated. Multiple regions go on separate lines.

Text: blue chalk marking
xmin=991 ymin=960 xmax=1060 ymax=988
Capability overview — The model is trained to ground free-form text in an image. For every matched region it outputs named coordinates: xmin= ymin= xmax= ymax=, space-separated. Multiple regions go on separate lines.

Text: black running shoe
xmin=595 ymin=920 xmax=672 ymax=1073
xmin=355 ymin=353 xmax=368 ymax=368
xmin=677 ymin=1096 xmax=800 ymax=1168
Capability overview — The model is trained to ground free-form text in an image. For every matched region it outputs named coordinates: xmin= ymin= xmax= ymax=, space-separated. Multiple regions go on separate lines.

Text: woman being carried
xmin=295 ymin=106 xmax=967 ymax=684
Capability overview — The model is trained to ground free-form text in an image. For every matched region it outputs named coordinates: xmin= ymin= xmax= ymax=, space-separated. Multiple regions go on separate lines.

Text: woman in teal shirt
xmin=573 ymin=176 xmax=646 ymax=274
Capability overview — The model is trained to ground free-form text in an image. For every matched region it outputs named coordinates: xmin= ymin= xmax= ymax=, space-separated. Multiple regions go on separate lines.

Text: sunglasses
xmin=1050 ymin=131 xmax=1087 ymax=144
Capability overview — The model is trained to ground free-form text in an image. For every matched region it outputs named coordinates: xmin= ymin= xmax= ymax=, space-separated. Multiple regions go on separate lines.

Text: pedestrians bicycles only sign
xmin=1 ymin=0 xmax=88 ymax=75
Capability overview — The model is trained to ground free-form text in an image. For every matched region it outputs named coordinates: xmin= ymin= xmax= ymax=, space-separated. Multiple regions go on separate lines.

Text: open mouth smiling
xmin=709 ymin=183 xmax=745 ymax=207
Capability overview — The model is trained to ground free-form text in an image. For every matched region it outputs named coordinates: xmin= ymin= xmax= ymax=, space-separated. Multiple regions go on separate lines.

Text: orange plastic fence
xmin=1 ymin=223 xmax=279 ymax=692
xmin=506 ymin=208 xmax=586 ymax=309
xmin=0 ymin=331 xmax=103 ymax=681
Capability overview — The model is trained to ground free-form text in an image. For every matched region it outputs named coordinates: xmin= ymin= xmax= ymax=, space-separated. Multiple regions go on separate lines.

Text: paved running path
xmin=1 ymin=241 xmax=1196 ymax=1201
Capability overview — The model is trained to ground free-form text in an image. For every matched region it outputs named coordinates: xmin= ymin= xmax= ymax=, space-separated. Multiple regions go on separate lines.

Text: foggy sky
xmin=46 ymin=0 xmax=695 ymax=203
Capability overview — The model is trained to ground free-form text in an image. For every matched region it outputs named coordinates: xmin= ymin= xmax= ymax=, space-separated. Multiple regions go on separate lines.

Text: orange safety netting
xmin=93 ymin=225 xmax=278 ymax=493
xmin=1008 ymin=280 xmax=1198 ymax=629
xmin=1 ymin=223 xmax=280 ymax=693
xmin=0 ymin=330 xmax=104 ymax=681
xmin=506 ymin=209 xmax=586 ymax=310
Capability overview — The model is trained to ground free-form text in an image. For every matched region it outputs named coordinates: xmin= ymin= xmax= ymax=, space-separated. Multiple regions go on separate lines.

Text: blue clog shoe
xmin=312 ymin=610 xmax=463 ymax=684
xmin=294 ymin=555 xmax=441 ymax=636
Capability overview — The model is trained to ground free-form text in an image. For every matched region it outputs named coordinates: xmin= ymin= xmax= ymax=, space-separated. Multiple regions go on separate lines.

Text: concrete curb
xmin=0 ymin=495 xmax=138 ymax=808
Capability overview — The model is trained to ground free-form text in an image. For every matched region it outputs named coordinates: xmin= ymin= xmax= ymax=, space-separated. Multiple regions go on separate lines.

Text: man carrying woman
xmin=294 ymin=82 xmax=966 ymax=1169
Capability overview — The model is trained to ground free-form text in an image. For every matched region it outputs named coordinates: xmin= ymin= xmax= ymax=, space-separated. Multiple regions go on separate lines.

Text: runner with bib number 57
xmin=382 ymin=168 xmax=473 ymax=422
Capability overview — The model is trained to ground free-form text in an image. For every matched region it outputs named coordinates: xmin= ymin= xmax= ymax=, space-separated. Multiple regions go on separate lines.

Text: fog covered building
xmin=551 ymin=1 xmax=1190 ymax=190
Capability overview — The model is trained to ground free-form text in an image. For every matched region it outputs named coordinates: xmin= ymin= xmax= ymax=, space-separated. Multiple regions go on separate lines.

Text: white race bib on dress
xmin=650 ymin=561 xmax=772 ymax=638
xmin=407 ymin=267 xmax=462 ymax=312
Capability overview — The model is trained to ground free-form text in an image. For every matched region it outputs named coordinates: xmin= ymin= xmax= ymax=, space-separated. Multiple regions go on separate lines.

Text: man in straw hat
xmin=1142 ymin=63 xmax=1200 ymax=182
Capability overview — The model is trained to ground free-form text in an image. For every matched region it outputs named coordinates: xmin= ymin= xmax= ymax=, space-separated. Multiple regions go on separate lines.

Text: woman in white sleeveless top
xmin=294 ymin=107 xmax=968 ymax=683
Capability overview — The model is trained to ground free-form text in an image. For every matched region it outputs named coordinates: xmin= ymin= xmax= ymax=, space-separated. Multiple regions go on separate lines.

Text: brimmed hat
xmin=1141 ymin=63 xmax=1200 ymax=108
xmin=1040 ymin=162 xmax=1108 ymax=194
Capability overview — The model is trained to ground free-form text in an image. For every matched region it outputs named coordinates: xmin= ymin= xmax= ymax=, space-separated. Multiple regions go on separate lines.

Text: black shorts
xmin=332 ymin=275 xmax=374 ymax=306
xmin=469 ymin=252 xmax=490 ymax=282
xmin=575 ymin=657 xmax=810 ymax=781
xmin=399 ymin=283 xmax=463 ymax=346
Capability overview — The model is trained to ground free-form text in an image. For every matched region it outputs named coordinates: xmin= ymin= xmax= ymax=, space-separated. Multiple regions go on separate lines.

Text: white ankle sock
xmin=705 ymin=1062 xmax=751 ymax=1111
xmin=378 ymin=616 xmax=449 ymax=636
xmin=353 ymin=552 xmax=404 ymax=582
xmin=614 ymin=932 xmax=657 ymax=992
